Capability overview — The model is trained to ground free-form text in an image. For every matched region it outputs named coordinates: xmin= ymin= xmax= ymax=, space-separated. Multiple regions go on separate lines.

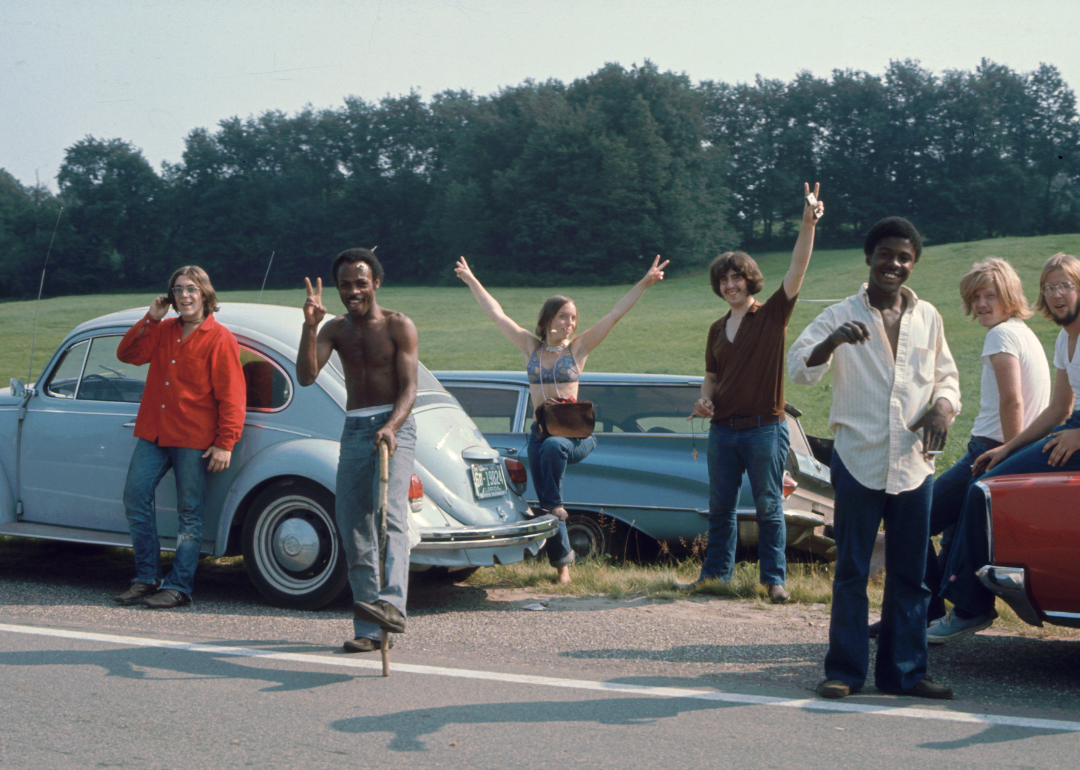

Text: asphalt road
xmin=2 ymin=542 xmax=1079 ymax=769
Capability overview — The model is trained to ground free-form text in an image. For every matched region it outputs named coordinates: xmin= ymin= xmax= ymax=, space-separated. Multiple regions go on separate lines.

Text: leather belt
xmin=715 ymin=413 xmax=782 ymax=431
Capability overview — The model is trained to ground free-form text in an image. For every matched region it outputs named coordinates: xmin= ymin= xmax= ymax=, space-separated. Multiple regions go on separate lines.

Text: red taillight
xmin=409 ymin=474 xmax=423 ymax=512
xmin=782 ymin=470 xmax=798 ymax=499
xmin=503 ymin=458 xmax=527 ymax=494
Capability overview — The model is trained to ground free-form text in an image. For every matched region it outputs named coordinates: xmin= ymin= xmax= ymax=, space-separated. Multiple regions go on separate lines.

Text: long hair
xmin=167 ymin=265 xmax=219 ymax=319
xmin=1034 ymin=252 xmax=1080 ymax=321
xmin=958 ymin=257 xmax=1032 ymax=320
xmin=709 ymin=251 xmax=764 ymax=297
xmin=535 ymin=295 xmax=574 ymax=343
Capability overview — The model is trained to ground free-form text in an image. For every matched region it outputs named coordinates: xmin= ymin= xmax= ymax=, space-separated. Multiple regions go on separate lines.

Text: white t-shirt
xmin=972 ymin=318 xmax=1051 ymax=442
xmin=1053 ymin=328 xmax=1080 ymax=411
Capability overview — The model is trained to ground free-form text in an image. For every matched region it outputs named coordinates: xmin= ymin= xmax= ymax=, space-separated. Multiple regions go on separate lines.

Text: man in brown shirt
xmin=684 ymin=184 xmax=824 ymax=602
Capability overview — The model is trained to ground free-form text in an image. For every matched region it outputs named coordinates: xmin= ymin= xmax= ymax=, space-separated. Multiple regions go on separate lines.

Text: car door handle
xmin=491 ymin=446 xmax=517 ymax=455
xmin=123 ymin=421 xmax=136 ymax=428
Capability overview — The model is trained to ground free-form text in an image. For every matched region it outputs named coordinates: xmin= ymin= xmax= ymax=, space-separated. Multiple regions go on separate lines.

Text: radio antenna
xmin=258 ymin=250 xmax=275 ymax=304
xmin=26 ymin=206 xmax=65 ymax=385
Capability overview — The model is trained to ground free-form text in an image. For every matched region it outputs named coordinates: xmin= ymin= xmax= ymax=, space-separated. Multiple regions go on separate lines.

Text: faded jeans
xmin=527 ymin=425 xmax=596 ymax=567
xmin=700 ymin=421 xmax=789 ymax=585
xmin=337 ymin=412 xmax=417 ymax=641
xmin=123 ymin=438 xmax=208 ymax=597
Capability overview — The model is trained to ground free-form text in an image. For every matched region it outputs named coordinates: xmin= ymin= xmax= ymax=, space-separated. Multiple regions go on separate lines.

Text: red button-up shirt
xmin=117 ymin=313 xmax=246 ymax=451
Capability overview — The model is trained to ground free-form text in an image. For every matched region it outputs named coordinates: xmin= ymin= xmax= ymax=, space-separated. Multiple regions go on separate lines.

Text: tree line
xmin=1 ymin=58 xmax=1077 ymax=299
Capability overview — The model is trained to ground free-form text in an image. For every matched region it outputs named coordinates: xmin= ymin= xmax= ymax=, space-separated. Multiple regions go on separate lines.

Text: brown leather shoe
xmin=140 ymin=589 xmax=191 ymax=609
xmin=768 ymin=584 xmax=790 ymax=604
xmin=343 ymin=636 xmax=394 ymax=653
xmin=114 ymin=582 xmax=158 ymax=605
xmin=353 ymin=599 xmax=406 ymax=633
xmin=879 ymin=676 xmax=954 ymax=700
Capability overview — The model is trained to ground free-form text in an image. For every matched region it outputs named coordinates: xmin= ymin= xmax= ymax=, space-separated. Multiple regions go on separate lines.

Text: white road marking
xmin=3 ymin=622 xmax=1078 ymax=732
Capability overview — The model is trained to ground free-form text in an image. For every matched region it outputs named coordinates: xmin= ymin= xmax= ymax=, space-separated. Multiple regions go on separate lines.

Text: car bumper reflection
xmin=414 ymin=515 xmax=559 ymax=550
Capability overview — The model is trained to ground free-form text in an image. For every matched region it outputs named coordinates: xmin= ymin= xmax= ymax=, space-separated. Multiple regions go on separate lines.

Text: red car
xmin=975 ymin=474 xmax=1080 ymax=628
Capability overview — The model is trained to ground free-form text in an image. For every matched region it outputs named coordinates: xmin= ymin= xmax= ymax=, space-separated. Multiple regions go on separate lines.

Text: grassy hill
xmin=3 ymin=233 xmax=1079 ymax=469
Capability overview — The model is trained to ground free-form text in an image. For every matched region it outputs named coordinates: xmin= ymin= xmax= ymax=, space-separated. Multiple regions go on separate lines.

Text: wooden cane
xmin=378 ymin=441 xmax=391 ymax=677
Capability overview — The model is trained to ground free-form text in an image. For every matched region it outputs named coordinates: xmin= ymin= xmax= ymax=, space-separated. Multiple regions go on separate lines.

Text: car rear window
xmin=444 ymin=386 xmax=519 ymax=432
xmin=577 ymin=384 xmax=700 ymax=434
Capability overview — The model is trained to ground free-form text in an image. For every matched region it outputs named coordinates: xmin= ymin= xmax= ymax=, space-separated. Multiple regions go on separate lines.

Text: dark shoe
xmin=114 ymin=581 xmax=158 ymax=605
xmin=817 ymin=679 xmax=852 ymax=699
xmin=768 ymin=584 xmax=790 ymax=604
xmin=879 ymin=676 xmax=954 ymax=700
xmin=140 ymin=588 xmax=191 ymax=609
xmin=868 ymin=620 xmax=882 ymax=639
xmin=353 ymin=599 xmax=406 ymax=633
xmin=343 ymin=636 xmax=394 ymax=653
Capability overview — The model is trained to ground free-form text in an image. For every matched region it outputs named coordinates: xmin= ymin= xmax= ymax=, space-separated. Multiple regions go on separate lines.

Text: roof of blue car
xmin=72 ymin=303 xmax=308 ymax=349
xmin=433 ymin=370 xmax=703 ymax=385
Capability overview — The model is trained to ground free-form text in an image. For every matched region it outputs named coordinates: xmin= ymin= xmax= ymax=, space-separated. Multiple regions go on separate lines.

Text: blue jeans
xmin=337 ymin=412 xmax=417 ymax=641
xmin=941 ymin=411 xmax=1080 ymax=616
xmin=123 ymin=438 xmax=208 ymax=597
xmin=924 ymin=436 xmax=1001 ymax=621
xmin=826 ymin=452 xmax=933 ymax=692
xmin=527 ymin=425 xmax=597 ymax=567
xmin=700 ymin=421 xmax=789 ymax=585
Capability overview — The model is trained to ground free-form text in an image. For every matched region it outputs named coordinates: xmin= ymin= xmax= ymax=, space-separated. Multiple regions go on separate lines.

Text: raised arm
xmin=573 ymin=255 xmax=669 ymax=356
xmin=783 ymin=182 xmax=825 ymax=300
xmin=296 ymin=277 xmax=335 ymax=387
xmin=455 ymin=257 xmax=537 ymax=354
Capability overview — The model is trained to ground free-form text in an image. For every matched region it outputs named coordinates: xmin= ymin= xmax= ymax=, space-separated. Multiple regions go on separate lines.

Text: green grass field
xmin=3 ymin=233 xmax=1080 ymax=469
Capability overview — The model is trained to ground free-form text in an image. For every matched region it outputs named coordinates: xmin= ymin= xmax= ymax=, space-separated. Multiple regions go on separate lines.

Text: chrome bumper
xmin=976 ymin=565 xmax=1043 ymax=627
xmin=414 ymin=515 xmax=559 ymax=551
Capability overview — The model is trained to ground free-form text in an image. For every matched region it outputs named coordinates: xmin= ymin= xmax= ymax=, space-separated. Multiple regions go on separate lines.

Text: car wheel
xmin=242 ymin=479 xmax=349 ymax=610
xmin=566 ymin=511 xmax=630 ymax=560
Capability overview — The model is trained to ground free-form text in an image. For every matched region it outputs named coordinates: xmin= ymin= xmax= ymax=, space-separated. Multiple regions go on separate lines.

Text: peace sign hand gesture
xmin=641 ymin=255 xmax=670 ymax=288
xmin=303 ymin=277 xmax=327 ymax=328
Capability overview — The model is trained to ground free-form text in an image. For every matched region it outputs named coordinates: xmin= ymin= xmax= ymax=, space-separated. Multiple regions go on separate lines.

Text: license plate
xmin=470 ymin=463 xmax=506 ymax=500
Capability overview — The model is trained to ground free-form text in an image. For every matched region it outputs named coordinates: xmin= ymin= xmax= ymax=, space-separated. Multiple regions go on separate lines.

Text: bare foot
xmin=550 ymin=506 xmax=568 ymax=521
xmin=557 ymin=566 xmax=571 ymax=584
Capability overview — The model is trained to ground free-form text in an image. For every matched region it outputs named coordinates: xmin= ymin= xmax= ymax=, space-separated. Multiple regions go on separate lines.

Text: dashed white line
xmin=3 ymin=622 xmax=1078 ymax=733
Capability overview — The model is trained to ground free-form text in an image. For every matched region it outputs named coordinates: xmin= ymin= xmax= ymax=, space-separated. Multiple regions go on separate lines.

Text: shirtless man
xmin=788 ymin=216 xmax=960 ymax=700
xmin=297 ymin=248 xmax=419 ymax=653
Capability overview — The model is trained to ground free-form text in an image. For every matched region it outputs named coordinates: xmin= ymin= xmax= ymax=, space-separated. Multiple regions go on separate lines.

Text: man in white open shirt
xmin=788 ymin=217 xmax=960 ymax=701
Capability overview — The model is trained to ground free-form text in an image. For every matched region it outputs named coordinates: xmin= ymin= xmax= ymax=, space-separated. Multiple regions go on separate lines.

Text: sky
xmin=3 ymin=0 xmax=1079 ymax=191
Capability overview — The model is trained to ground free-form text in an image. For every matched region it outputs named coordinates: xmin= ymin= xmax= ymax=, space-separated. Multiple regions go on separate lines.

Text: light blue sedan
xmin=435 ymin=371 xmax=835 ymax=561
xmin=0 ymin=304 xmax=556 ymax=609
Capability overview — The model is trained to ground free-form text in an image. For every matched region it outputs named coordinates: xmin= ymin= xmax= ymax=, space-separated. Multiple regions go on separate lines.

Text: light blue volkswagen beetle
xmin=0 ymin=304 xmax=556 ymax=609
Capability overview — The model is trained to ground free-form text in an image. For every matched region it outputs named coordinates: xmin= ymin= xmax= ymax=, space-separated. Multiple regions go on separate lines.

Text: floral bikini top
xmin=527 ymin=344 xmax=581 ymax=385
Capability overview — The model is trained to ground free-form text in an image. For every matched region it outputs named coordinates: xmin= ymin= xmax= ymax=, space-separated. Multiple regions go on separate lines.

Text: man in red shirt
xmin=113 ymin=266 xmax=246 ymax=609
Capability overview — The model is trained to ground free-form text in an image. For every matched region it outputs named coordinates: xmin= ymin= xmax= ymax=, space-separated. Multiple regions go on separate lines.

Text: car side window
xmin=241 ymin=348 xmax=292 ymax=411
xmin=43 ymin=339 xmax=90 ymax=398
xmin=576 ymin=384 xmax=700 ymax=434
xmin=444 ymin=386 xmax=520 ymax=432
xmin=76 ymin=336 xmax=148 ymax=403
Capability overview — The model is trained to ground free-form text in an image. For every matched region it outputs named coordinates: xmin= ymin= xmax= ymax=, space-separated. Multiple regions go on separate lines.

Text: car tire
xmin=242 ymin=479 xmax=349 ymax=610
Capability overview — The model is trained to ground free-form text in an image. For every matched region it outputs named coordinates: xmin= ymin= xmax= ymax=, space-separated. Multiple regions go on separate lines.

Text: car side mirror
xmin=10 ymin=378 xmax=25 ymax=398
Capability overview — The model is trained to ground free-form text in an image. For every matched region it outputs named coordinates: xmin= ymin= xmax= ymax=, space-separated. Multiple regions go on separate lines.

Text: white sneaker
xmin=926 ymin=608 xmax=995 ymax=645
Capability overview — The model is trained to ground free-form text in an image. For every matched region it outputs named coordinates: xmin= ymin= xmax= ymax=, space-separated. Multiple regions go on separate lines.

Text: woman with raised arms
xmin=455 ymin=255 xmax=669 ymax=583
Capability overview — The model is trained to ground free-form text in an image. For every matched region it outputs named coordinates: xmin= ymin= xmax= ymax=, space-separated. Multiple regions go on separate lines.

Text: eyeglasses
xmin=1041 ymin=280 xmax=1077 ymax=297
xmin=171 ymin=286 xmax=201 ymax=296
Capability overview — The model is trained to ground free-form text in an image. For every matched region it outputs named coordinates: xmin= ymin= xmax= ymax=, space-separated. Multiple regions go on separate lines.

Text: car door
xmin=19 ymin=333 xmax=146 ymax=532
